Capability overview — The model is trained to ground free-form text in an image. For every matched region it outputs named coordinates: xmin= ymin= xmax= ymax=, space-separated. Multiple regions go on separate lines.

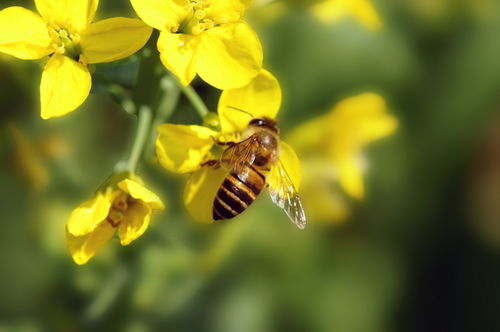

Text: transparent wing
xmin=220 ymin=136 xmax=259 ymax=174
xmin=268 ymin=159 xmax=307 ymax=229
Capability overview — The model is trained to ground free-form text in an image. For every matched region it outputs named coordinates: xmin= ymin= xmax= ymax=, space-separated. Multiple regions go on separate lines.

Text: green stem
xmin=144 ymin=76 xmax=181 ymax=159
xmin=125 ymin=31 xmax=162 ymax=172
xmin=127 ymin=105 xmax=153 ymax=171
xmin=158 ymin=75 xmax=182 ymax=122
xmin=170 ymin=75 xmax=209 ymax=119
xmin=84 ymin=264 xmax=128 ymax=323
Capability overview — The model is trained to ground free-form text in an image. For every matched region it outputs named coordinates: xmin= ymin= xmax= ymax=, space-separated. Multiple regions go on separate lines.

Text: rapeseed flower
xmin=0 ymin=0 xmax=152 ymax=119
xmin=288 ymin=93 xmax=397 ymax=221
xmin=155 ymin=70 xmax=301 ymax=223
xmin=66 ymin=175 xmax=164 ymax=265
xmin=311 ymin=0 xmax=382 ymax=29
xmin=130 ymin=0 xmax=263 ymax=89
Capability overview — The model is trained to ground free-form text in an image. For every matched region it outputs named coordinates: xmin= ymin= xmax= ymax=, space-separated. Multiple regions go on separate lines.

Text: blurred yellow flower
xmin=289 ymin=93 xmax=397 ymax=219
xmin=130 ymin=0 xmax=263 ymax=89
xmin=299 ymin=159 xmax=350 ymax=223
xmin=311 ymin=0 xmax=382 ymax=29
xmin=0 ymin=0 xmax=152 ymax=119
xmin=66 ymin=175 xmax=164 ymax=265
xmin=156 ymin=70 xmax=301 ymax=224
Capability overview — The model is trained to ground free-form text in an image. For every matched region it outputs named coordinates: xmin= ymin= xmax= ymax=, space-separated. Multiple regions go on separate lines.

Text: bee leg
xmin=212 ymin=136 xmax=237 ymax=147
xmin=200 ymin=159 xmax=221 ymax=169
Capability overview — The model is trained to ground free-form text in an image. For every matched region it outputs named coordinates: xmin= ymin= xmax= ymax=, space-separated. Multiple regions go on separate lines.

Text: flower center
xmin=106 ymin=192 xmax=137 ymax=228
xmin=47 ymin=22 xmax=85 ymax=63
xmin=175 ymin=0 xmax=228 ymax=35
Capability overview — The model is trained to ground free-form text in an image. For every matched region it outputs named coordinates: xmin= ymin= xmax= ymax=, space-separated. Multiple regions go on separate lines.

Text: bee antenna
xmin=226 ymin=106 xmax=254 ymax=118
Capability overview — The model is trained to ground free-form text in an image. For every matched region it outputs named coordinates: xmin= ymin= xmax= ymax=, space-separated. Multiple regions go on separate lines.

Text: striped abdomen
xmin=213 ymin=164 xmax=266 ymax=221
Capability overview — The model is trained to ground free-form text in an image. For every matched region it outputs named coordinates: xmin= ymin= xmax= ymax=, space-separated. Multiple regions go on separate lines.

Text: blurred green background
xmin=2 ymin=0 xmax=500 ymax=331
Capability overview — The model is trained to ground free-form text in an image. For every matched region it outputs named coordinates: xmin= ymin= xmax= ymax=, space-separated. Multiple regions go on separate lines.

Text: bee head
xmin=249 ymin=117 xmax=279 ymax=134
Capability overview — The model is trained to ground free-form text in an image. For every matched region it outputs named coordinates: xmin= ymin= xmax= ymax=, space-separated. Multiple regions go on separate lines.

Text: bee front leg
xmin=212 ymin=136 xmax=237 ymax=147
xmin=200 ymin=159 xmax=221 ymax=169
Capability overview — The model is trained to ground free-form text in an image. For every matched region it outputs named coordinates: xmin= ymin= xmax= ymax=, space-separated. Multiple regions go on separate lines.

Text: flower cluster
xmin=66 ymin=174 xmax=164 ymax=265
xmin=131 ymin=0 xmax=262 ymax=89
xmin=0 ymin=0 xmax=152 ymax=118
xmin=0 ymin=0 xmax=396 ymax=264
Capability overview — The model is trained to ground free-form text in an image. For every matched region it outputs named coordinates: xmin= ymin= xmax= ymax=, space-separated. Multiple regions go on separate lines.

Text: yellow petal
xmin=66 ymin=189 xmax=113 ymax=236
xmin=286 ymin=114 xmax=329 ymax=154
xmin=218 ymin=70 xmax=282 ymax=133
xmin=40 ymin=54 xmax=91 ymax=119
xmin=35 ymin=0 xmax=99 ymax=31
xmin=337 ymin=156 xmax=365 ymax=199
xmin=329 ymin=93 xmax=398 ymax=147
xmin=196 ymin=22 xmax=262 ymax=89
xmin=269 ymin=140 xmax=302 ymax=191
xmin=206 ymin=0 xmax=251 ymax=22
xmin=311 ymin=0 xmax=382 ymax=30
xmin=300 ymin=170 xmax=349 ymax=223
xmin=157 ymin=32 xmax=199 ymax=86
xmin=0 ymin=7 xmax=52 ymax=60
xmin=184 ymin=166 xmax=227 ymax=224
xmin=130 ymin=0 xmax=189 ymax=32
xmin=156 ymin=124 xmax=218 ymax=173
xmin=80 ymin=18 xmax=152 ymax=64
xmin=311 ymin=0 xmax=349 ymax=24
xmin=357 ymin=114 xmax=398 ymax=145
xmin=350 ymin=0 xmax=383 ymax=30
xmin=117 ymin=178 xmax=164 ymax=210
xmin=66 ymin=221 xmax=115 ymax=265
xmin=118 ymin=202 xmax=151 ymax=246
xmin=303 ymin=187 xmax=349 ymax=223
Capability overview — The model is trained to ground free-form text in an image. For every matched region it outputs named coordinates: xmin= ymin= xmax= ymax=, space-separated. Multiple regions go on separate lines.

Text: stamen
xmin=78 ymin=54 xmax=88 ymax=66
xmin=105 ymin=191 xmax=136 ymax=228
xmin=48 ymin=28 xmax=59 ymax=40
xmin=53 ymin=44 xmax=65 ymax=54
xmin=214 ymin=16 xmax=229 ymax=25
xmin=194 ymin=9 xmax=206 ymax=20
xmin=191 ymin=24 xmax=204 ymax=35
xmin=107 ymin=210 xmax=124 ymax=227
xmin=69 ymin=33 xmax=80 ymax=44
xmin=47 ymin=23 xmax=82 ymax=59
xmin=127 ymin=196 xmax=138 ymax=205
xmin=58 ymin=29 xmax=68 ymax=39
xmin=180 ymin=0 xmax=218 ymax=35
xmin=113 ymin=192 xmax=129 ymax=211
xmin=167 ymin=22 xmax=179 ymax=33
xmin=202 ymin=20 xmax=214 ymax=30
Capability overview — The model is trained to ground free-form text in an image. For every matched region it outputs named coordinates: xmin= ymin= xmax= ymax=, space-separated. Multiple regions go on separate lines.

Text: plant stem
xmin=144 ymin=76 xmax=181 ymax=159
xmin=170 ymin=75 xmax=209 ymax=119
xmin=127 ymin=105 xmax=153 ymax=171
xmin=126 ymin=31 xmax=162 ymax=172
xmin=84 ymin=264 xmax=129 ymax=323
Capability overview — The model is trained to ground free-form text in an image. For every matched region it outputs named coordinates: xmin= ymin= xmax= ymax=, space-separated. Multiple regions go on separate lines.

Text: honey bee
xmin=203 ymin=116 xmax=306 ymax=229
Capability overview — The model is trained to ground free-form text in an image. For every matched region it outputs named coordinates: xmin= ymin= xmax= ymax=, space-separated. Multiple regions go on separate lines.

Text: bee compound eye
xmin=250 ymin=119 xmax=265 ymax=127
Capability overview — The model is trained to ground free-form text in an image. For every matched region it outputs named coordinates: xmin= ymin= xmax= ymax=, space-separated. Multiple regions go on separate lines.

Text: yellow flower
xmin=289 ymin=93 xmax=397 ymax=201
xmin=0 ymin=0 xmax=152 ymax=119
xmin=156 ymin=70 xmax=301 ymax=224
xmin=66 ymin=175 xmax=164 ymax=265
xmin=311 ymin=0 xmax=383 ymax=29
xmin=299 ymin=159 xmax=349 ymax=223
xmin=130 ymin=0 xmax=263 ymax=89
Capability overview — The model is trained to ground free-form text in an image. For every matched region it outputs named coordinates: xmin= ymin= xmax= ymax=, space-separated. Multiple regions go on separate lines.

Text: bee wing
xmin=268 ymin=159 xmax=307 ymax=229
xmin=220 ymin=136 xmax=259 ymax=174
